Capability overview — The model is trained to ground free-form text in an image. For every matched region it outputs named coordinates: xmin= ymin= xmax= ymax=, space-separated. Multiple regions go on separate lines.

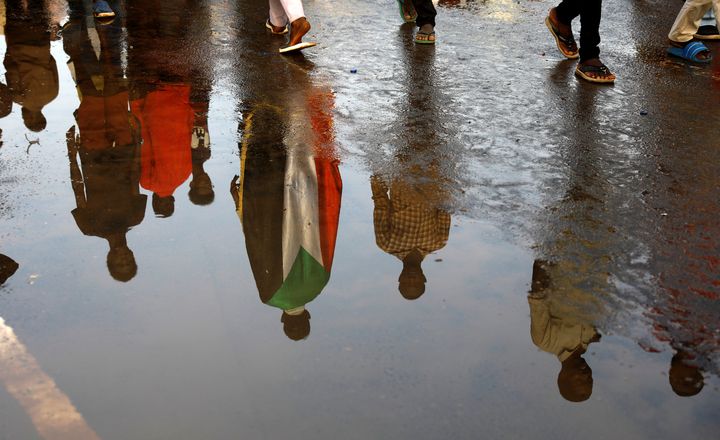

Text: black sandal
xmin=575 ymin=62 xmax=616 ymax=84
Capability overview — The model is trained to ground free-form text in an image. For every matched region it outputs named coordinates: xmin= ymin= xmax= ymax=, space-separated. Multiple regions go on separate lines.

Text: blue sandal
xmin=667 ymin=41 xmax=712 ymax=63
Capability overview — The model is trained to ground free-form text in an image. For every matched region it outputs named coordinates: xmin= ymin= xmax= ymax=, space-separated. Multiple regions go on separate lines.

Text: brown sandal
xmin=575 ymin=61 xmax=616 ymax=84
xmin=545 ymin=13 xmax=578 ymax=59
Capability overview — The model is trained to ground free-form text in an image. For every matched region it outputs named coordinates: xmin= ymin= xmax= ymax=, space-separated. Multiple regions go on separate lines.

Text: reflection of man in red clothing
xmin=126 ymin=0 xmax=213 ymax=217
xmin=132 ymin=86 xmax=193 ymax=218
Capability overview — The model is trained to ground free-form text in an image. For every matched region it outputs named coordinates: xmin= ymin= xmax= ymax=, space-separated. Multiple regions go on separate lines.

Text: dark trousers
xmin=556 ymin=0 xmax=602 ymax=61
xmin=412 ymin=0 xmax=437 ymax=28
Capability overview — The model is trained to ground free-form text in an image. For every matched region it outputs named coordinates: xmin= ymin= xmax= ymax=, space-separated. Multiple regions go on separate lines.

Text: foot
xmin=695 ymin=24 xmax=720 ymax=39
xmin=267 ymin=19 xmax=288 ymax=35
xmin=288 ymin=17 xmax=311 ymax=48
xmin=415 ymin=24 xmax=436 ymax=44
xmin=402 ymin=0 xmax=417 ymax=22
xmin=93 ymin=0 xmax=115 ymax=18
xmin=669 ymin=39 xmax=712 ymax=60
xmin=93 ymin=0 xmax=115 ymax=25
xmin=548 ymin=8 xmax=572 ymax=39
xmin=576 ymin=58 xmax=616 ymax=83
xmin=546 ymin=7 xmax=578 ymax=58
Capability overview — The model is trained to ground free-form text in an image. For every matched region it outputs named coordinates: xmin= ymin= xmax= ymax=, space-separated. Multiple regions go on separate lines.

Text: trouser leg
xmin=555 ymin=0 xmax=581 ymax=25
xmin=668 ymin=0 xmax=714 ymax=43
xmin=412 ymin=0 xmax=437 ymax=28
xmin=578 ymin=0 xmax=601 ymax=61
xmin=268 ymin=0 xmax=288 ymax=27
xmin=279 ymin=0 xmax=305 ymax=23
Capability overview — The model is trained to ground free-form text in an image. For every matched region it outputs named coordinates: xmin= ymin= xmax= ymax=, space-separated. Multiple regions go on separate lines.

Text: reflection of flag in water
xmin=238 ymin=92 xmax=341 ymax=311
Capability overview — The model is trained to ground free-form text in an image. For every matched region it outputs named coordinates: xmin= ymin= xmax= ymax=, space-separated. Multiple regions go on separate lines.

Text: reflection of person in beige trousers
xmin=528 ymin=260 xmax=602 ymax=403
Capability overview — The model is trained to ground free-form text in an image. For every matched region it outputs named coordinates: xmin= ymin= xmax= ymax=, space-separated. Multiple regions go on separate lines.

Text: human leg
xmin=546 ymin=0 xmax=581 ymax=58
xmin=268 ymin=0 xmax=289 ymax=28
xmin=555 ymin=0 xmax=581 ymax=26
xmin=577 ymin=0 xmax=601 ymax=62
xmin=413 ymin=0 xmax=437 ymax=28
xmin=669 ymin=0 xmax=714 ymax=43
xmin=695 ymin=4 xmax=719 ymax=39
xmin=574 ymin=0 xmax=614 ymax=83
xmin=278 ymin=0 xmax=305 ymax=24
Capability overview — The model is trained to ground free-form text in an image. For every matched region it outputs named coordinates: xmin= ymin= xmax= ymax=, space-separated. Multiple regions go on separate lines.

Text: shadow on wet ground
xmin=0 ymin=0 xmax=719 ymax=439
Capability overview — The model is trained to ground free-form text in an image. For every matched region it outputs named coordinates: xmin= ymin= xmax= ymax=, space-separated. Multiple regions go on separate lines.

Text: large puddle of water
xmin=1 ymin=0 xmax=718 ymax=439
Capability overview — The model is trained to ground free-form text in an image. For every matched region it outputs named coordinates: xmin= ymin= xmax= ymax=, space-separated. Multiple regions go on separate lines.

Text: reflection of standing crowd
xmin=527 ymin=257 xmax=710 ymax=401
xmin=0 ymin=0 xmax=717 ymax=399
xmin=59 ymin=0 xmax=214 ymax=282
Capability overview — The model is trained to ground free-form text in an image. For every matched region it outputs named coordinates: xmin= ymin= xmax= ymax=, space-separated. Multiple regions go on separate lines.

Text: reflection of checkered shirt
xmin=372 ymin=179 xmax=451 ymax=261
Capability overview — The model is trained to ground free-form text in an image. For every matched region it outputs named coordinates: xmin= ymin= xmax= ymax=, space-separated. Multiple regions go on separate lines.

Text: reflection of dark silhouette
xmin=669 ymin=349 xmax=705 ymax=397
xmin=231 ymin=60 xmax=342 ymax=341
xmin=2 ymin=0 xmax=59 ymax=131
xmin=650 ymin=286 xmax=712 ymax=397
xmin=371 ymin=26 xmax=451 ymax=300
xmin=189 ymin=112 xmax=214 ymax=206
xmin=64 ymin=1 xmax=146 ymax=282
xmin=528 ymin=83 xmax=610 ymax=402
xmin=67 ymin=132 xmax=145 ymax=283
xmin=0 ymin=255 xmax=19 ymax=285
xmin=125 ymin=0 xmax=213 ymax=216
xmin=0 ymin=82 xmax=12 ymax=119
xmin=529 ymin=260 xmax=600 ymax=402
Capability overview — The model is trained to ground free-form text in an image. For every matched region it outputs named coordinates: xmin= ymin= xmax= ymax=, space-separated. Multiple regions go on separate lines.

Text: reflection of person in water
xmin=371 ymin=174 xmax=450 ymax=300
xmin=0 ymin=254 xmax=19 ymax=285
xmin=649 ymin=270 xmax=714 ymax=398
xmin=1 ymin=81 xmax=12 ymax=148
xmin=126 ymin=0 xmax=213 ymax=217
xmin=2 ymin=0 xmax=59 ymax=131
xmin=371 ymin=27 xmax=452 ymax=301
xmin=668 ymin=349 xmax=705 ymax=397
xmin=188 ymin=89 xmax=214 ymax=206
xmin=528 ymin=260 xmax=601 ymax=402
xmin=231 ymin=80 xmax=341 ymax=341
xmin=64 ymin=0 xmax=146 ymax=282
xmin=527 ymin=81 xmax=616 ymax=402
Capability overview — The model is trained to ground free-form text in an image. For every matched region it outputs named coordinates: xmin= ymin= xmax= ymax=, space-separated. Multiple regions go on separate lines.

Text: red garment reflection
xmin=132 ymin=85 xmax=193 ymax=197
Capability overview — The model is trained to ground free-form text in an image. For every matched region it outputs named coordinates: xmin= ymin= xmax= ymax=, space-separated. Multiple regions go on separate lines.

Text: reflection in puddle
xmin=234 ymin=71 xmax=341 ymax=340
xmin=369 ymin=25 xmax=456 ymax=301
xmin=528 ymin=260 xmax=601 ymax=402
xmin=0 ymin=0 xmax=719 ymax=438
xmin=2 ymin=0 xmax=59 ymax=132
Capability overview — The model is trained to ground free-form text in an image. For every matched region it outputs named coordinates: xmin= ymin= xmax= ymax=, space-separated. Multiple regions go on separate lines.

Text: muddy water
xmin=0 ymin=0 xmax=718 ymax=439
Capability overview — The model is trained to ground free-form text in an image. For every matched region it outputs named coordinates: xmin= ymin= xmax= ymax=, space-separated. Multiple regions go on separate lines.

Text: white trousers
xmin=668 ymin=0 xmax=720 ymax=42
xmin=269 ymin=0 xmax=305 ymax=27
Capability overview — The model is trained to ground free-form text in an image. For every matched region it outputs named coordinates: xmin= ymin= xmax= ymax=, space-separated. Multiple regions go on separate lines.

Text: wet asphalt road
xmin=0 ymin=0 xmax=719 ymax=439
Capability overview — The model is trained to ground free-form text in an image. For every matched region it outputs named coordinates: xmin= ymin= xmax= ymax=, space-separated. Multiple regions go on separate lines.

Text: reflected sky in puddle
xmin=0 ymin=0 xmax=719 ymax=439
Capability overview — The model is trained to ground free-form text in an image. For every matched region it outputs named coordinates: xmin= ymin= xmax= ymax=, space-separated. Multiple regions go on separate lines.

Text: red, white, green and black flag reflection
xmin=237 ymin=94 xmax=341 ymax=312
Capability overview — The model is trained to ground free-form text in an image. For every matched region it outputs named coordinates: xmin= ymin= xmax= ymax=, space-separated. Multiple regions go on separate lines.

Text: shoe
xmin=695 ymin=25 xmax=720 ymax=40
xmin=93 ymin=0 xmax=115 ymax=25
xmin=266 ymin=19 xmax=289 ymax=35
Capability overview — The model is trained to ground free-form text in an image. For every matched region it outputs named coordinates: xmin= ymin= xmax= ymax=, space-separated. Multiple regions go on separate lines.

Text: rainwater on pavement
xmin=0 ymin=0 xmax=719 ymax=439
